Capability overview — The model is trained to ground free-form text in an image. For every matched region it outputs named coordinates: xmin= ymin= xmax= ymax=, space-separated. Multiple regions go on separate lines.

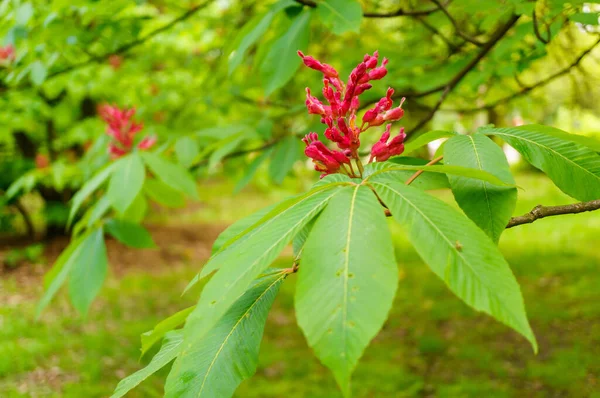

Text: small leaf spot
xmin=210 ymin=300 xmax=217 ymax=305
xmin=348 ymin=273 xmax=355 ymax=278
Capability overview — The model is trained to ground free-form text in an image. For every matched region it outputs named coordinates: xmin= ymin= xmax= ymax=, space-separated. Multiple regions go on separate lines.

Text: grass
xmin=1 ymin=172 xmax=599 ymax=397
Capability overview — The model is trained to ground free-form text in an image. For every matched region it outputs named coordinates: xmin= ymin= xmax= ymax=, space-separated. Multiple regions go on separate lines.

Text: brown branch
xmin=532 ymin=8 xmax=550 ymax=44
xmin=445 ymin=37 xmax=600 ymax=114
xmin=13 ymin=199 xmax=35 ymax=239
xmin=405 ymin=155 xmax=444 ymax=185
xmin=294 ymin=0 xmax=442 ymax=17
xmin=414 ymin=15 xmax=461 ymax=52
xmin=506 ymin=200 xmax=600 ymax=228
xmin=1 ymin=2 xmax=210 ymax=94
xmin=409 ymin=14 xmax=520 ymax=134
xmin=430 ymin=0 xmax=484 ymax=46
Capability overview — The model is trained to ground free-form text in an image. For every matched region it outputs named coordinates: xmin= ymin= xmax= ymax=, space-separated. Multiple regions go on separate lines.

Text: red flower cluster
xmin=298 ymin=51 xmax=406 ymax=177
xmin=0 ymin=45 xmax=15 ymax=62
xmin=98 ymin=104 xmax=156 ymax=159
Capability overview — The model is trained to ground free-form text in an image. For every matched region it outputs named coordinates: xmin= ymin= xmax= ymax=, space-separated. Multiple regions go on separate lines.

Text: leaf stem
xmin=405 ymin=155 xmax=444 ymax=185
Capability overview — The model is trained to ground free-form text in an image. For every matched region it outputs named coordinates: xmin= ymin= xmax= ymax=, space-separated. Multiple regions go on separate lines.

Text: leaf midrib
xmin=467 ymin=136 xmax=495 ymax=240
xmin=372 ymin=181 xmax=523 ymax=326
xmin=340 ymin=185 xmax=360 ymax=371
xmin=196 ymin=272 xmax=285 ymax=397
xmin=494 ymin=131 xmax=600 ymax=181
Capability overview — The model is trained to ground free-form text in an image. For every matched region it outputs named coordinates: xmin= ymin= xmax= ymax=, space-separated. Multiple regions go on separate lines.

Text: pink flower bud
xmin=354 ymin=83 xmax=372 ymax=96
xmin=0 ymin=45 xmax=15 ymax=62
xmin=362 ymin=108 xmax=378 ymax=124
xmin=367 ymin=58 xmax=388 ymax=81
xmin=138 ymin=136 xmax=157 ymax=150
xmin=298 ymin=51 xmax=339 ymax=78
xmin=305 ymin=88 xmax=326 ymax=115
xmin=383 ymin=107 xmax=404 ymax=122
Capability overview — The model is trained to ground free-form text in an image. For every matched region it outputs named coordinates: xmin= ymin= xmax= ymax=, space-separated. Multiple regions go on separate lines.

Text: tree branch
xmin=532 ymin=8 xmax=550 ymax=44
xmin=0 ymin=2 xmax=210 ymax=94
xmin=294 ymin=0 xmax=442 ymax=17
xmin=430 ymin=0 xmax=484 ymax=46
xmin=506 ymin=200 xmax=600 ymax=228
xmin=409 ymin=14 xmax=520 ymax=134
xmin=444 ymin=37 xmax=600 ymax=114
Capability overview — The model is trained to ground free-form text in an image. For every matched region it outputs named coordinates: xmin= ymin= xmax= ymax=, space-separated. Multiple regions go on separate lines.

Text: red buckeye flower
xmin=0 ymin=45 xmax=15 ymax=63
xmin=98 ymin=104 xmax=156 ymax=159
xmin=298 ymin=51 xmax=406 ymax=177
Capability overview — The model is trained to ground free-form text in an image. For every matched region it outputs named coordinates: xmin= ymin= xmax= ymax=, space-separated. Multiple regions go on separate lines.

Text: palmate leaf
xmin=164 ymin=270 xmax=286 ymax=398
xmin=371 ymin=179 xmax=537 ymax=352
xmin=482 ymin=125 xmax=600 ymax=201
xmin=111 ymin=331 xmax=184 ymax=398
xmin=166 ymin=183 xmax=348 ymax=395
xmin=295 ymin=185 xmax=398 ymax=397
xmin=444 ymin=134 xmax=517 ymax=243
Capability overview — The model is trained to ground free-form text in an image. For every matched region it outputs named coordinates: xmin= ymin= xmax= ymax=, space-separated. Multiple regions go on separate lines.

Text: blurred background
xmin=0 ymin=0 xmax=599 ymax=396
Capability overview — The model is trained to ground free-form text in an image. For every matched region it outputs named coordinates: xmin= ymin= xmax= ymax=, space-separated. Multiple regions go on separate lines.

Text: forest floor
xmin=0 ymin=174 xmax=599 ymax=398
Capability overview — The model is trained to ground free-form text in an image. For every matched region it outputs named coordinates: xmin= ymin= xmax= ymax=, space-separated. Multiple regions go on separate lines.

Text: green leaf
xmin=144 ymin=178 xmax=186 ymax=208
xmin=569 ymin=12 xmax=599 ymax=25
xmin=482 ymin=125 xmax=600 ymax=201
xmin=269 ymin=136 xmax=299 ymax=184
xmin=234 ymin=149 xmax=272 ymax=193
xmin=292 ymin=217 xmax=315 ymax=257
xmin=86 ymin=196 xmax=112 ymax=228
xmin=227 ymin=0 xmax=296 ymax=75
xmin=402 ymin=130 xmax=456 ymax=156
xmin=164 ymin=271 xmax=286 ymax=398
xmin=175 ymin=137 xmax=199 ymax=168
xmin=141 ymin=152 xmax=199 ymax=200
xmin=68 ymin=227 xmax=108 ymax=316
xmin=141 ymin=306 xmax=195 ymax=356
xmin=107 ymin=153 xmax=146 ymax=214
xmin=260 ymin=10 xmax=311 ymax=95
xmin=36 ymin=230 xmax=91 ymax=318
xmin=105 ymin=219 xmax=156 ymax=249
xmin=371 ymin=179 xmax=537 ymax=352
xmin=30 ymin=61 xmax=48 ymax=86
xmin=184 ymin=204 xmax=279 ymax=296
xmin=316 ymin=0 xmax=362 ymax=35
xmin=444 ymin=135 xmax=517 ymax=243
xmin=211 ymin=204 xmax=277 ymax=256
xmin=387 ymin=157 xmax=450 ymax=190
xmin=111 ymin=331 xmax=183 ymax=398
xmin=120 ymin=193 xmax=148 ymax=224
xmin=364 ymin=162 xmax=512 ymax=187
xmin=68 ymin=162 xmax=118 ymax=227
xmin=169 ymin=184 xmax=346 ymax=389
xmin=296 ymin=185 xmax=397 ymax=396
xmin=207 ymin=134 xmax=245 ymax=171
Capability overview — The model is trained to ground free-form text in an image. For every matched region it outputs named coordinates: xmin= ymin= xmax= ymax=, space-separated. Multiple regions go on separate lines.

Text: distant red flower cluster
xmin=298 ymin=51 xmax=406 ymax=177
xmin=98 ymin=104 xmax=156 ymax=159
xmin=0 ymin=45 xmax=15 ymax=63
